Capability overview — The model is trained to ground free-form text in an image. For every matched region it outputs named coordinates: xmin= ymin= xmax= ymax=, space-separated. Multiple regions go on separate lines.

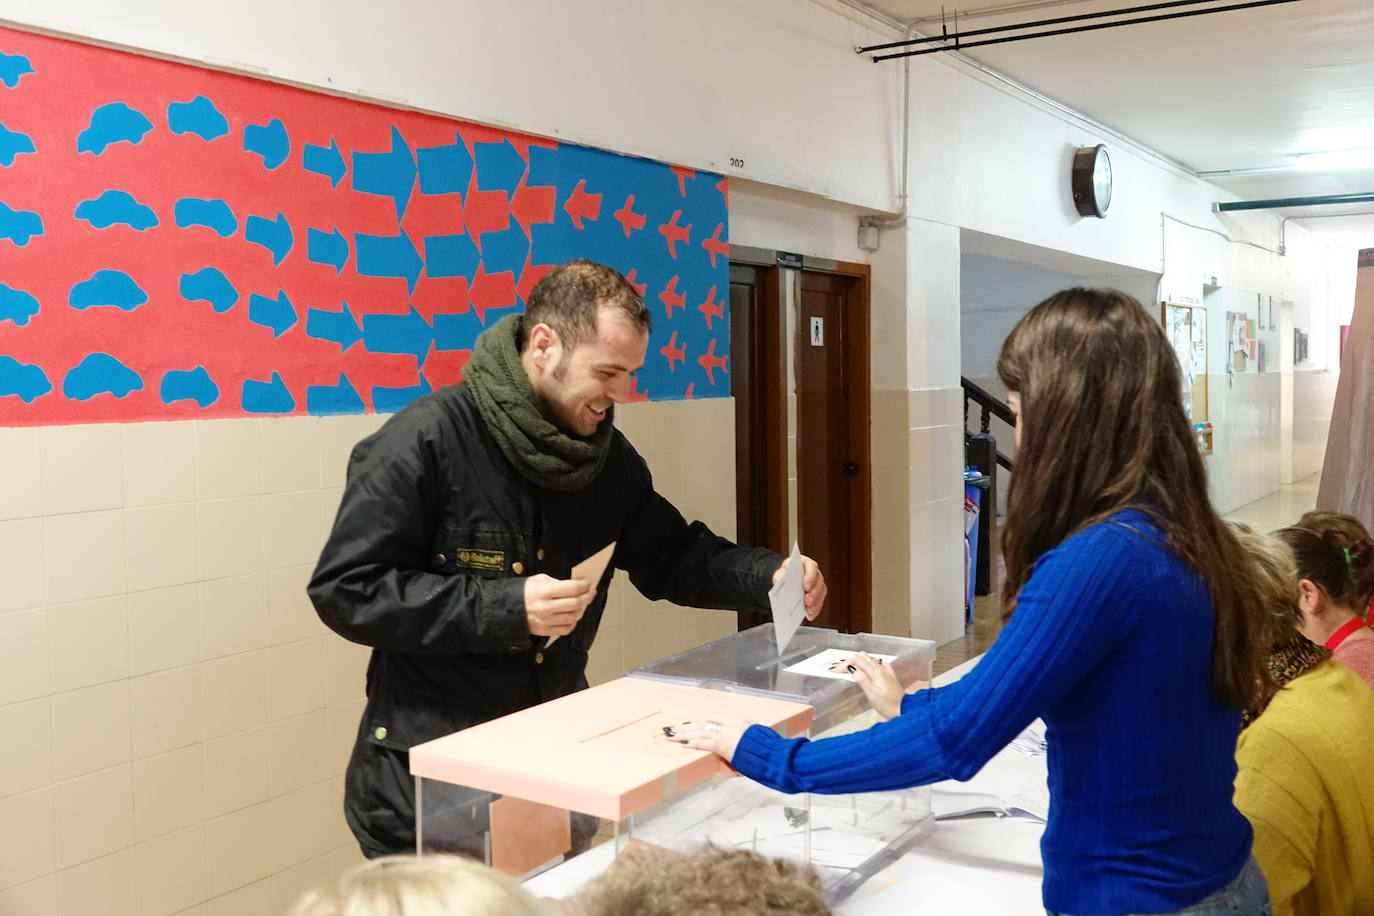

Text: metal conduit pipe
xmin=1215 ymin=192 xmax=1374 ymax=213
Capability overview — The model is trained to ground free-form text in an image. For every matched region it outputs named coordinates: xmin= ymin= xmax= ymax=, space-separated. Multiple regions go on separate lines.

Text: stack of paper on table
xmin=409 ymin=677 xmax=813 ymax=821
xmin=928 ymin=721 xmax=1049 ymax=823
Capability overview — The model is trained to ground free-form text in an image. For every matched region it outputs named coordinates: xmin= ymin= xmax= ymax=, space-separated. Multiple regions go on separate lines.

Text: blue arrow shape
xmin=432 ymin=310 xmax=485 ymax=351
xmin=160 ymin=366 xmax=219 ymax=407
xmin=478 ymin=224 xmax=529 ymax=279
xmin=242 ymin=371 xmax=295 ymax=413
xmin=243 ymin=118 xmax=290 ymax=170
xmin=417 ymin=134 xmax=473 ymax=195
xmin=423 ymin=232 xmax=479 ymax=281
xmin=307 ymin=374 xmax=365 ymax=416
xmin=303 ymin=137 xmax=346 ymax=187
xmin=362 ymin=305 xmax=432 ymax=365
xmin=179 ymin=267 xmax=238 ymax=313
xmin=307 ymin=226 xmax=349 ymax=274
xmin=306 ymin=301 xmax=362 ymax=351
xmin=474 ymin=138 xmax=527 ymax=194
xmin=352 ymin=125 xmax=416 ymax=220
xmin=248 ymin=289 xmax=298 ymax=337
xmin=245 ymin=212 xmax=293 ymax=265
xmin=372 ymin=377 xmax=433 ymax=414
xmin=355 ymin=229 xmax=423 ymax=293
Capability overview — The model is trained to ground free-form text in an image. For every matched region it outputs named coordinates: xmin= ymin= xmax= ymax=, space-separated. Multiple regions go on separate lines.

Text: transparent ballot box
xmin=410 ymin=627 xmax=938 ymax=902
xmin=627 ymin=623 xmax=937 ymax=737
xmin=409 ymin=677 xmax=811 ymax=875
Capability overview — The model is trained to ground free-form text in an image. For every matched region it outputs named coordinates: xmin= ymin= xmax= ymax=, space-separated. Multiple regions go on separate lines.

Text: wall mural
xmin=0 ymin=27 xmax=731 ymax=426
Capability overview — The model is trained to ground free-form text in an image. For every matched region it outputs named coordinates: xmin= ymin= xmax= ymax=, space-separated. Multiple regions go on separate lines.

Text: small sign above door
xmin=810 ymin=316 xmax=824 ymax=347
xmin=776 ymin=250 xmax=804 ymax=270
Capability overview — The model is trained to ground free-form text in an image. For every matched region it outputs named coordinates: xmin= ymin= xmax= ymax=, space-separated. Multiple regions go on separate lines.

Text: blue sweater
xmin=733 ymin=511 xmax=1252 ymax=915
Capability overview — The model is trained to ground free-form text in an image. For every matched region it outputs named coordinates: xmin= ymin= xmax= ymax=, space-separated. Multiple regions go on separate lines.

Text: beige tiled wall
xmin=0 ymin=398 xmax=741 ymax=913
xmin=0 ymin=415 xmax=379 ymax=915
xmin=869 ymin=386 xmax=968 ymax=646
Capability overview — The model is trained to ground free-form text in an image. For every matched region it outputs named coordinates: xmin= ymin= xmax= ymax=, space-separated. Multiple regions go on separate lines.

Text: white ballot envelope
xmin=546 ymin=541 xmax=616 ymax=649
xmin=769 ymin=541 xmax=806 ymax=656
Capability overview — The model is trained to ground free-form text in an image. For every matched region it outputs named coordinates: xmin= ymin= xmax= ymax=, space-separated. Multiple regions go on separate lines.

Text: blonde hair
xmin=1228 ymin=523 xmax=1301 ymax=638
xmin=287 ymin=854 xmax=550 ymax=916
xmin=580 ymin=843 xmax=831 ymax=916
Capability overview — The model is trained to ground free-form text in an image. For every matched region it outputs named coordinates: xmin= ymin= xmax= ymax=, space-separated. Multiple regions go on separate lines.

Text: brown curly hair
xmin=578 ymin=843 xmax=831 ymax=916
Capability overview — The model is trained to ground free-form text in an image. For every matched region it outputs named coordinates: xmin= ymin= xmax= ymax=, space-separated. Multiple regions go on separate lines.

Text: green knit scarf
xmin=464 ymin=314 xmax=613 ymax=491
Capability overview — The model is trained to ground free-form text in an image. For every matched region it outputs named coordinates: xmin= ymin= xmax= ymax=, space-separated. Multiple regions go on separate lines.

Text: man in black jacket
xmin=308 ymin=259 xmax=826 ymax=858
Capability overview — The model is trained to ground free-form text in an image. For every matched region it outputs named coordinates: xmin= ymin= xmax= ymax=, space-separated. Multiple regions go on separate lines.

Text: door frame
xmin=730 ymin=248 xmax=873 ymax=634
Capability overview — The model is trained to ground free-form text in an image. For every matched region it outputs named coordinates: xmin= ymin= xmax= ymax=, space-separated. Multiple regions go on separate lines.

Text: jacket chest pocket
xmin=430 ymin=526 xmax=529 ymax=578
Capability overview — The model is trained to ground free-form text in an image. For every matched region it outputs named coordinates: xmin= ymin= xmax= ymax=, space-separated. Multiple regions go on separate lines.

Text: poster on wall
xmin=1162 ymin=302 xmax=1207 ymax=421
xmin=0 ymin=27 xmax=731 ymax=426
xmin=1225 ymin=310 xmax=1249 ymax=375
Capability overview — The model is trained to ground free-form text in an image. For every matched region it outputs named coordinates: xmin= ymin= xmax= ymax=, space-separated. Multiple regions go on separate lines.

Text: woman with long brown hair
xmin=680 ymin=288 xmax=1276 ymax=915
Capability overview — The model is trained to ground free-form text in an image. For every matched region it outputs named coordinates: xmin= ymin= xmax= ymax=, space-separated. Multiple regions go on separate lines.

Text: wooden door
xmin=796 ymin=268 xmax=872 ymax=633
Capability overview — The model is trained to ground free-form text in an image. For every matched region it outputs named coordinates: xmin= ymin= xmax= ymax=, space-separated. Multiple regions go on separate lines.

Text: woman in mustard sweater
xmin=1231 ymin=525 xmax=1374 ymax=916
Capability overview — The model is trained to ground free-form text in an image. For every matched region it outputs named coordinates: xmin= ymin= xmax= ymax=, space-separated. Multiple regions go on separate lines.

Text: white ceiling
xmin=852 ymin=0 xmax=1374 ymax=244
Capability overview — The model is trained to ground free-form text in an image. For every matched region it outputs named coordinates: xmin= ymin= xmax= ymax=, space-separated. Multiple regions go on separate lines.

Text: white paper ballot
xmin=769 ymin=541 xmax=806 ymax=656
xmin=783 ymin=648 xmax=897 ymax=681
xmin=546 ymin=541 xmax=616 ymax=649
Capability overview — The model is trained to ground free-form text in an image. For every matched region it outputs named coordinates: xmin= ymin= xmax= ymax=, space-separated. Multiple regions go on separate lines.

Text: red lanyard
xmin=1325 ymin=616 xmax=1371 ymax=651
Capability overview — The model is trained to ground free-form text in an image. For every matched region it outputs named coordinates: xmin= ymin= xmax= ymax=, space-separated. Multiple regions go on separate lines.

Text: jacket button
xmin=534 ymin=651 xmax=544 ymax=664
xmin=435 ymin=553 xmax=446 ymax=566
xmin=512 ymin=561 xmax=525 ymax=575
xmin=537 ymin=549 xmax=545 ymax=561
xmin=374 ymin=726 xmax=388 ymax=741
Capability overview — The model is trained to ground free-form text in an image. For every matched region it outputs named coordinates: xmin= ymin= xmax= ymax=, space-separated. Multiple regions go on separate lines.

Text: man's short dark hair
xmin=519 ymin=259 xmax=652 ymax=352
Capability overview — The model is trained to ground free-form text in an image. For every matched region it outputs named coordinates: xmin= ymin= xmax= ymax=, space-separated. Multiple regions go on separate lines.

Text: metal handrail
xmin=961 ymin=377 xmax=1015 ymax=470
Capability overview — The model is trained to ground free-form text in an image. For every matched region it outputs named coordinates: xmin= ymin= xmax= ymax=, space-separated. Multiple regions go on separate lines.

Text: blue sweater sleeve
xmin=731 ymin=522 xmax=1149 ymax=794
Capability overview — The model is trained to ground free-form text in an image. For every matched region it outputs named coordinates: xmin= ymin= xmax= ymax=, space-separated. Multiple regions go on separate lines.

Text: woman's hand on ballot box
xmin=844 ymin=652 xmax=906 ymax=720
xmin=670 ymin=717 xmax=750 ymax=763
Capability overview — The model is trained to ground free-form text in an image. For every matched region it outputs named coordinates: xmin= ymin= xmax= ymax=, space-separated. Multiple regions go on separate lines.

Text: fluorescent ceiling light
xmin=1295 ymin=148 xmax=1374 ymax=171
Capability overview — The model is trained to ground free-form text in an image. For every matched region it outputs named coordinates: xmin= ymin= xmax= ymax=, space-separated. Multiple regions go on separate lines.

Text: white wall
xmin=0 ymin=0 xmax=903 ymax=212
xmin=959 ymin=252 xmax=1160 ymax=383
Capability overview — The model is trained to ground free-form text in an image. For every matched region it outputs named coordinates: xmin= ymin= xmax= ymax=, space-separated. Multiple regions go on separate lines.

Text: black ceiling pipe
xmin=858 ymin=0 xmax=1245 ymax=54
xmin=1214 ymin=192 xmax=1374 ymax=212
xmin=869 ymin=0 xmax=1298 ymax=61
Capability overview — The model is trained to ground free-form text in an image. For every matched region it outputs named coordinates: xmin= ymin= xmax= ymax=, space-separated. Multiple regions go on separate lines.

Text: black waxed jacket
xmin=307 ymin=383 xmax=780 ymax=854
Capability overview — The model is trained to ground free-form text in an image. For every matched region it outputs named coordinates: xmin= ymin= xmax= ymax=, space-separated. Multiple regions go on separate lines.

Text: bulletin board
xmin=1162 ymin=302 xmax=1208 ymax=423
xmin=0 ymin=27 xmax=731 ymax=426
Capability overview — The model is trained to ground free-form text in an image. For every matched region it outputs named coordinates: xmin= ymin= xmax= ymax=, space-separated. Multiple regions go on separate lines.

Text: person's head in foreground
xmin=997 ymin=286 xmax=1271 ymax=709
xmin=1275 ymin=511 xmax=1374 ymax=637
xmin=287 ymin=854 xmax=549 ymax=916
xmin=1226 ymin=522 xmax=1327 ymax=724
xmin=576 ymin=843 xmax=831 ymax=916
